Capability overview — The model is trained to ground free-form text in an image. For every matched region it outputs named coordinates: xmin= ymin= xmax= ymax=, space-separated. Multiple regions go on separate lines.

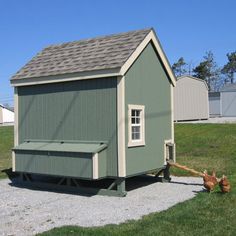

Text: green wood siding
xmin=18 ymin=78 xmax=118 ymax=177
xmin=125 ymin=42 xmax=172 ymax=176
xmin=15 ymin=151 xmax=93 ymax=179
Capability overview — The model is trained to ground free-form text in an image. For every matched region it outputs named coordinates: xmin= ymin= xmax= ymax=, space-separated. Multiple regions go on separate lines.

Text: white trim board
xmin=117 ymin=76 xmax=126 ymax=177
xmin=11 ymin=29 xmax=176 ymax=87
xmin=92 ymin=153 xmax=98 ymax=179
xmin=12 ymin=87 xmax=18 ymax=172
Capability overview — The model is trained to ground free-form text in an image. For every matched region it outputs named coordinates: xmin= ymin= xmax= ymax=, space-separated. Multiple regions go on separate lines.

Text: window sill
xmin=128 ymin=141 xmax=145 ymax=148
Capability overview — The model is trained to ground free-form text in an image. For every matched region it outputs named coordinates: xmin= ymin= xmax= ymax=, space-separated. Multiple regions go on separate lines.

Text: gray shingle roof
xmin=11 ymin=28 xmax=152 ymax=80
xmin=220 ymin=83 xmax=236 ymax=92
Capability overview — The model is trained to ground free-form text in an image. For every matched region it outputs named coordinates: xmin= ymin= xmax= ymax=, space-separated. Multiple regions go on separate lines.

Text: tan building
xmin=174 ymin=76 xmax=209 ymax=121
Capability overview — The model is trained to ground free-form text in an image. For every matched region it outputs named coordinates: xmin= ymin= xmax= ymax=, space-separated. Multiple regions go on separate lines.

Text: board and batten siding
xmin=17 ymin=78 xmax=118 ymax=177
xmin=125 ymin=42 xmax=172 ymax=176
xmin=174 ymin=77 xmax=209 ymax=121
xmin=221 ymin=91 xmax=236 ymax=117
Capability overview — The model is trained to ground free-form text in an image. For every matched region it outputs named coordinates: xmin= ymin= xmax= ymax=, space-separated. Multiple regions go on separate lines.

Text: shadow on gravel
xmin=8 ymin=174 xmax=166 ymax=197
xmin=170 ymin=180 xmax=203 ymax=187
xmin=1 ymin=168 xmax=19 ymax=181
xmin=8 ymin=174 xmax=202 ymax=197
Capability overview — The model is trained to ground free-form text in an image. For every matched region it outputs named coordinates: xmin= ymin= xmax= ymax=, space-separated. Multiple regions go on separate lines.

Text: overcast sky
xmin=1 ymin=0 xmax=235 ymax=105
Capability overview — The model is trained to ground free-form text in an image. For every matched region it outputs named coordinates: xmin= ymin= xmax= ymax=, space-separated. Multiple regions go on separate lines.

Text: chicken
xmin=203 ymin=170 xmax=218 ymax=192
xmin=204 ymin=181 xmax=215 ymax=192
xmin=219 ymin=175 xmax=231 ymax=193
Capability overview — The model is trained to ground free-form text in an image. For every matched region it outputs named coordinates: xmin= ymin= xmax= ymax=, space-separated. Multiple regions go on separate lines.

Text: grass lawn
xmin=0 ymin=124 xmax=235 ymax=235
xmin=0 ymin=126 xmax=13 ymax=179
xmin=39 ymin=124 xmax=236 ymax=236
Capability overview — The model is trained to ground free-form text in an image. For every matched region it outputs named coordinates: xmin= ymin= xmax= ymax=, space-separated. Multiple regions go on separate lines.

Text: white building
xmin=209 ymin=84 xmax=236 ymax=117
xmin=174 ymin=76 xmax=209 ymax=121
xmin=0 ymin=104 xmax=14 ymax=124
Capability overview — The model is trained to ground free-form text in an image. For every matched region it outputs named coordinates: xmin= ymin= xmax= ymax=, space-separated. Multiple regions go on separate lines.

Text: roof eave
xmin=10 ymin=68 xmax=121 ymax=87
xmin=11 ymin=29 xmax=176 ymax=87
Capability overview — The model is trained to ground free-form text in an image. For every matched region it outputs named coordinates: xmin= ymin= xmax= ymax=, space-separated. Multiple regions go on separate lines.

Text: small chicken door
xmin=164 ymin=141 xmax=176 ymax=164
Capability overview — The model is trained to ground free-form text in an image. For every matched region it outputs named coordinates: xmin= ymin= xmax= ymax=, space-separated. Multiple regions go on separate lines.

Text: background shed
xmin=209 ymin=92 xmax=221 ymax=117
xmin=220 ymin=84 xmax=236 ymax=117
xmin=0 ymin=104 xmax=14 ymax=124
xmin=174 ymin=76 xmax=209 ymax=121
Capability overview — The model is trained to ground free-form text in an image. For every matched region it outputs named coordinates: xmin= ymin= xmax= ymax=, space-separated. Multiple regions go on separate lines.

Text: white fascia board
xmin=11 ymin=30 xmax=176 ymax=88
xmin=120 ymin=30 xmax=176 ymax=87
xmin=11 ymin=68 xmax=121 ymax=87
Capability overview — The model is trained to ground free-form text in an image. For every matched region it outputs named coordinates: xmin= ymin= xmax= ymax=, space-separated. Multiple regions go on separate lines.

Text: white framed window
xmin=128 ymin=104 xmax=145 ymax=147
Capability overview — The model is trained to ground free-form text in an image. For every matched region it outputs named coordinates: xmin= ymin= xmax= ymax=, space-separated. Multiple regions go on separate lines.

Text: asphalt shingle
xmin=11 ymin=28 xmax=152 ymax=80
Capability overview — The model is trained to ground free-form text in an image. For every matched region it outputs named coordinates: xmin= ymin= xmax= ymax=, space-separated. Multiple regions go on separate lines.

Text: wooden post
xmin=163 ymin=163 xmax=171 ymax=182
xmin=117 ymin=178 xmax=126 ymax=196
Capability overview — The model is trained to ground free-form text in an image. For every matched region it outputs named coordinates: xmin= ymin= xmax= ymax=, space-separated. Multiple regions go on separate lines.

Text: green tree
xmin=193 ymin=51 xmax=220 ymax=91
xmin=172 ymin=57 xmax=187 ymax=77
xmin=222 ymin=51 xmax=236 ymax=83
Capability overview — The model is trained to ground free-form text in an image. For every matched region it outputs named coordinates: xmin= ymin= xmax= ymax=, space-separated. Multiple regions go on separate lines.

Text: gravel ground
xmin=0 ymin=176 xmax=203 ymax=236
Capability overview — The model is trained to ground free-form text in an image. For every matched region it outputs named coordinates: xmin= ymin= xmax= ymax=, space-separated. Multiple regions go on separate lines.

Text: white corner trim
xmin=117 ymin=76 xmax=126 ymax=177
xmin=12 ymin=87 xmax=18 ymax=172
xmin=12 ymin=151 xmax=16 ymax=172
xmin=92 ymin=153 xmax=98 ymax=179
xmin=170 ymin=84 xmax=174 ymax=143
xmin=120 ymin=30 xmax=176 ymax=86
xmin=127 ymin=104 xmax=145 ymax=147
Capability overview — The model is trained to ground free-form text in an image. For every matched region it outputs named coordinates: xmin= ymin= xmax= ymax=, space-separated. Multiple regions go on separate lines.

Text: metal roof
xmin=177 ymin=75 xmax=209 ymax=90
xmin=11 ymin=29 xmax=152 ymax=81
xmin=13 ymin=140 xmax=107 ymax=153
xmin=220 ymin=83 xmax=236 ymax=92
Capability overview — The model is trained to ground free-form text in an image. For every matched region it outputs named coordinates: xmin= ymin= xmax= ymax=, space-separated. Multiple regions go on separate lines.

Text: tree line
xmin=172 ymin=51 xmax=236 ymax=91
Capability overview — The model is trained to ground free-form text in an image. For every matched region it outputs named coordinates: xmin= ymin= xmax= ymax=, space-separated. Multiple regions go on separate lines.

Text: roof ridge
xmin=44 ymin=28 xmax=152 ymax=49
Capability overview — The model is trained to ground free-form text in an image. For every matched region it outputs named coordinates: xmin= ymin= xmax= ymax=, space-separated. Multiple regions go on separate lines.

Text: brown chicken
xmin=203 ymin=170 xmax=218 ymax=192
xmin=219 ymin=175 xmax=231 ymax=193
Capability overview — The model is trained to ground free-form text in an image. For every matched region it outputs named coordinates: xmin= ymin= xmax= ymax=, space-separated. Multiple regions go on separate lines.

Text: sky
xmin=0 ymin=0 xmax=235 ymax=106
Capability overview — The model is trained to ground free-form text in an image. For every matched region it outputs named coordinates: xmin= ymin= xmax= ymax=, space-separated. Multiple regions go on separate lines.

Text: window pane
xmin=135 ymin=132 xmax=140 ymax=140
xmin=132 ymin=126 xmax=140 ymax=133
xmin=132 ymin=118 xmax=135 ymax=124
xmin=132 ymin=133 xmax=135 ymax=140
xmin=136 ymin=118 xmax=140 ymax=124
xmin=136 ymin=110 xmax=141 ymax=117
xmin=131 ymin=110 xmax=136 ymax=117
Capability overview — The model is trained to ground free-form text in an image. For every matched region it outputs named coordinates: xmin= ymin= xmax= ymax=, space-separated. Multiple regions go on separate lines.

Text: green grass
xmin=0 ymin=124 xmax=235 ymax=235
xmin=172 ymin=124 xmax=236 ymax=177
xmin=39 ymin=191 xmax=236 ymax=236
xmin=39 ymin=124 xmax=236 ymax=236
xmin=0 ymin=126 xmax=13 ymax=179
